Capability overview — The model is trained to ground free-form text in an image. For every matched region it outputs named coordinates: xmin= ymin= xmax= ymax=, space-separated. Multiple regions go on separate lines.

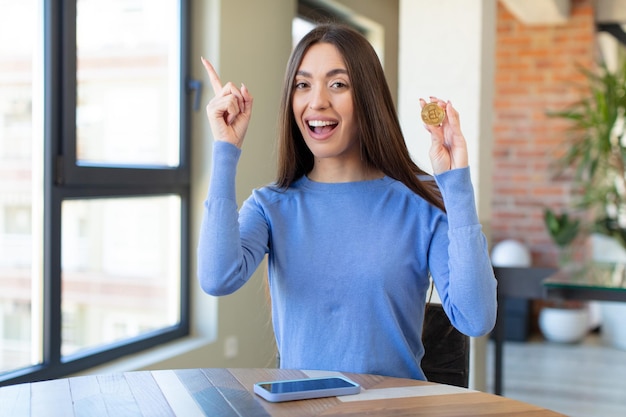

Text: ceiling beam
xmin=598 ymin=23 xmax=626 ymax=46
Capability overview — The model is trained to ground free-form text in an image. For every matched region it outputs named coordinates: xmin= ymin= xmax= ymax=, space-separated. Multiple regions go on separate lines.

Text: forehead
xmin=297 ymin=42 xmax=347 ymax=73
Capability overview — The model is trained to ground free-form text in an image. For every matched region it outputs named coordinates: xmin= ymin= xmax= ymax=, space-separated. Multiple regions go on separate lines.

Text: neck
xmin=307 ymin=159 xmax=383 ymax=183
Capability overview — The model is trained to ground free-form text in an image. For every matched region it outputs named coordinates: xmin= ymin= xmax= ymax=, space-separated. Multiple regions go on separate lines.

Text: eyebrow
xmin=296 ymin=68 xmax=349 ymax=78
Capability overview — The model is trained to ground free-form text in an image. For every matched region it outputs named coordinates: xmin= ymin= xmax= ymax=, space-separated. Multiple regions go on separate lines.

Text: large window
xmin=0 ymin=0 xmax=190 ymax=386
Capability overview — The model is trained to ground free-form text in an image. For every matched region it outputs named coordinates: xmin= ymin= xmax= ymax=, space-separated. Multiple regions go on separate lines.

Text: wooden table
xmin=0 ymin=368 xmax=565 ymax=416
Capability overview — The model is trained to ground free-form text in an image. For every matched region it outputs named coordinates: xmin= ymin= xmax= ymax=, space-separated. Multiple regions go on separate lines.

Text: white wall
xmin=398 ymin=0 xmax=497 ymax=390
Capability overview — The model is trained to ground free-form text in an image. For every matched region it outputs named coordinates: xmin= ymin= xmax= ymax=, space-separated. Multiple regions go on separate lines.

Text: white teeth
xmin=308 ymin=120 xmax=337 ymax=127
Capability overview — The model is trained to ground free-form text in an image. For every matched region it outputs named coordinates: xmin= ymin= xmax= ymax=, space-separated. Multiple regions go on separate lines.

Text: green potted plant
xmin=546 ymin=54 xmax=626 ymax=348
xmin=548 ymin=56 xmax=626 ymax=247
xmin=539 ymin=207 xmax=588 ymax=343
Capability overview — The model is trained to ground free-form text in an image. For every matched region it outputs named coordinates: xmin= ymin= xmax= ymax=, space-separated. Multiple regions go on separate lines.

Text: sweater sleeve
xmin=429 ymin=167 xmax=497 ymax=336
xmin=197 ymin=141 xmax=269 ymax=296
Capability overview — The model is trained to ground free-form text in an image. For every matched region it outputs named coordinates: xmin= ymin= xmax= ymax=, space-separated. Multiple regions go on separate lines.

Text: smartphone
xmin=253 ymin=376 xmax=361 ymax=402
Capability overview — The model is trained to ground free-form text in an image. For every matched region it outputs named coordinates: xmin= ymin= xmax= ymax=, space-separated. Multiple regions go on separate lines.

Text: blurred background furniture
xmin=492 ymin=266 xmax=556 ymax=395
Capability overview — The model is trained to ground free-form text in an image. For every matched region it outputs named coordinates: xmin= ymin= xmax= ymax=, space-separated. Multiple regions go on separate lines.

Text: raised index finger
xmin=201 ymin=56 xmax=223 ymax=93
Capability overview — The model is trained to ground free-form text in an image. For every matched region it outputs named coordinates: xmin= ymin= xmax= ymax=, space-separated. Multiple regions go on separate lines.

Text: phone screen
xmin=258 ymin=377 xmax=356 ymax=393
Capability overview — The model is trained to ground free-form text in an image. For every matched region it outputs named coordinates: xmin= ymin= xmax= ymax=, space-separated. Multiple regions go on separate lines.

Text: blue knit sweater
xmin=198 ymin=141 xmax=497 ymax=380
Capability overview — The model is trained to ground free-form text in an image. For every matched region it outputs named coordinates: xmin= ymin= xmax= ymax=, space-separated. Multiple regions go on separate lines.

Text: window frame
xmin=0 ymin=0 xmax=191 ymax=386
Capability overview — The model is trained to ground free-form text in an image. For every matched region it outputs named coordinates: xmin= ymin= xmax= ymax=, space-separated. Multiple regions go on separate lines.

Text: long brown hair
xmin=276 ymin=23 xmax=444 ymax=212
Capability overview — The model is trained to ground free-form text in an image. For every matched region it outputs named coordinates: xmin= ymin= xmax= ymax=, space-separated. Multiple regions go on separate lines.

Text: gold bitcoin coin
xmin=421 ymin=102 xmax=445 ymax=125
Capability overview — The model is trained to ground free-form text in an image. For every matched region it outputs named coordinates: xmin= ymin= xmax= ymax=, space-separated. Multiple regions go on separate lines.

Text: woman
xmin=198 ymin=23 xmax=496 ymax=380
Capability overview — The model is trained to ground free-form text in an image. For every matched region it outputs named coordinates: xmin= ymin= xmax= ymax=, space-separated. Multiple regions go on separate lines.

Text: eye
xmin=294 ymin=80 xmax=309 ymax=89
xmin=331 ymin=81 xmax=349 ymax=89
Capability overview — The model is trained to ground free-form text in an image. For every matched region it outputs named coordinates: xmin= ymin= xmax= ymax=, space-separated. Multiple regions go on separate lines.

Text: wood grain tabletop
xmin=0 ymin=368 xmax=567 ymax=416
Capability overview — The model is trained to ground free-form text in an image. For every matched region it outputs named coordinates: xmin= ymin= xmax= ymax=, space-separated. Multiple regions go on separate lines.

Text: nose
xmin=309 ymin=85 xmax=330 ymax=110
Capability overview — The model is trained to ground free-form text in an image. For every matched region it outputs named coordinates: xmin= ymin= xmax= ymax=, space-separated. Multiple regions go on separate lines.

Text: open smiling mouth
xmin=308 ymin=120 xmax=338 ymax=135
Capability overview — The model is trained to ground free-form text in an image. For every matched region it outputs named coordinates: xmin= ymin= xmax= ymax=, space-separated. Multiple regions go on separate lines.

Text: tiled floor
xmin=486 ymin=334 xmax=626 ymax=417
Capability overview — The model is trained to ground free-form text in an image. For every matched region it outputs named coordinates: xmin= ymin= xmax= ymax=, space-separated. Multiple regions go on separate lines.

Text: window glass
xmin=0 ymin=0 xmax=42 ymax=375
xmin=61 ymin=196 xmax=181 ymax=357
xmin=75 ymin=0 xmax=180 ymax=167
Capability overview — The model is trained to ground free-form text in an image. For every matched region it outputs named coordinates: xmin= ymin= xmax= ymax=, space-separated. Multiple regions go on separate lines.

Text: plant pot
xmin=538 ymin=306 xmax=589 ymax=343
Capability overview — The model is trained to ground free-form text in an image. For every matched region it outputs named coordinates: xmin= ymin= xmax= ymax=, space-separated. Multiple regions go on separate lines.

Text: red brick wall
xmin=492 ymin=0 xmax=596 ymax=266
